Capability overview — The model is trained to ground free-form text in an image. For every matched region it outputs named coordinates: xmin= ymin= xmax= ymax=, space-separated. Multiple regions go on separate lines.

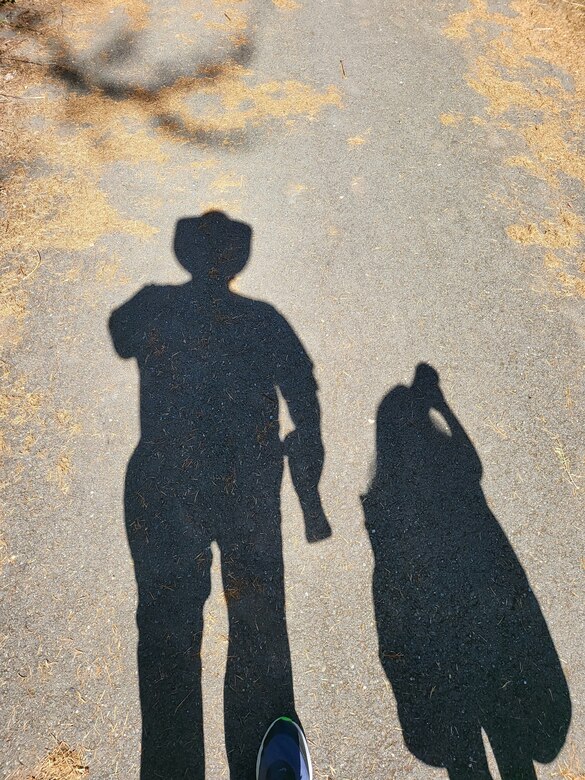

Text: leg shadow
xmin=362 ymin=363 xmax=570 ymax=779
xmin=125 ymin=449 xmax=212 ymax=779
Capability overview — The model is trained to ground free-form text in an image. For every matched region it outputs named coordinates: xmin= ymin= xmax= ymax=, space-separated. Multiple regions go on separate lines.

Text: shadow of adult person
xmin=362 ymin=363 xmax=570 ymax=780
xmin=109 ymin=211 xmax=331 ymax=780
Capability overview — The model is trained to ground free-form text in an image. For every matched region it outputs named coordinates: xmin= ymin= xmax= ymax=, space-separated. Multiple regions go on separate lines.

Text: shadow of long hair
xmin=362 ymin=363 xmax=570 ymax=780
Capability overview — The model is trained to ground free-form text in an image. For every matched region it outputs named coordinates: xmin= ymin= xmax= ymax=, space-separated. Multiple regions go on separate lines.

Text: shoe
xmin=256 ymin=717 xmax=312 ymax=780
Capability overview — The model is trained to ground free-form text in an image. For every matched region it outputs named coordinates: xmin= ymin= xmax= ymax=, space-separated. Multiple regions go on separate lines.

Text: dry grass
xmin=442 ymin=0 xmax=585 ymax=297
xmin=0 ymin=533 xmax=13 ymax=574
xmin=550 ymin=0 xmax=585 ymax=29
xmin=272 ymin=0 xmax=301 ymax=10
xmin=556 ymin=753 xmax=585 ymax=780
xmin=23 ymin=743 xmax=88 ymax=780
xmin=0 ymin=363 xmax=82 ymax=510
xmin=507 ymin=211 xmax=585 ymax=249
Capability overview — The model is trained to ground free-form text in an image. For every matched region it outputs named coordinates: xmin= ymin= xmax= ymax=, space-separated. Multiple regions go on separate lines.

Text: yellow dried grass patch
xmin=63 ymin=0 xmax=150 ymax=48
xmin=558 ymin=772 xmax=585 ymax=780
xmin=0 ymin=533 xmax=14 ymax=575
xmin=56 ymin=60 xmax=342 ymax=137
xmin=272 ymin=0 xmax=301 ymax=9
xmin=556 ymin=747 xmax=585 ymax=780
xmin=442 ymin=0 xmax=585 ymax=298
xmin=507 ymin=210 xmax=585 ymax=250
xmin=25 ymin=742 xmax=88 ymax=780
xmin=439 ymin=112 xmax=464 ymax=126
xmin=211 ymin=172 xmax=243 ymax=191
xmin=4 ymin=170 xmax=157 ymax=254
xmin=0 ymin=376 xmax=44 ymax=429
xmin=47 ymin=453 xmax=73 ymax=494
xmin=0 ymin=251 xmax=40 ymax=343
xmin=467 ymin=59 xmax=562 ymax=117
xmin=555 ymin=270 xmax=585 ymax=297
xmin=0 ymin=368 xmax=82 ymax=499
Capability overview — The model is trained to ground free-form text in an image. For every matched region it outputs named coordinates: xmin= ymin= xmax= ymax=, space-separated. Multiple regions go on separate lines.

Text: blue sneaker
xmin=256 ymin=717 xmax=312 ymax=780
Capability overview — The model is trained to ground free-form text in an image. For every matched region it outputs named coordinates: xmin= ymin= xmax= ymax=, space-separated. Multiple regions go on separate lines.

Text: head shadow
xmin=362 ymin=363 xmax=571 ymax=780
xmin=173 ymin=210 xmax=252 ymax=281
xmin=109 ymin=212 xmax=330 ymax=780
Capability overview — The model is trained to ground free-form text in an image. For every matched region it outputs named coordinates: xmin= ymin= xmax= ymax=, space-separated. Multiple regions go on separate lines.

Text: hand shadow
xmin=362 ymin=363 xmax=570 ymax=780
xmin=109 ymin=211 xmax=330 ymax=780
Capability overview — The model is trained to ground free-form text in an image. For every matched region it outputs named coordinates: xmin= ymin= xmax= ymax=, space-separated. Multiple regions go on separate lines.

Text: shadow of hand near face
xmin=362 ymin=364 xmax=570 ymax=780
xmin=109 ymin=212 xmax=329 ymax=780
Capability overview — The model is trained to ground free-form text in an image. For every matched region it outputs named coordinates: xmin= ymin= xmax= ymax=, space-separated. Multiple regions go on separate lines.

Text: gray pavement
xmin=2 ymin=0 xmax=584 ymax=778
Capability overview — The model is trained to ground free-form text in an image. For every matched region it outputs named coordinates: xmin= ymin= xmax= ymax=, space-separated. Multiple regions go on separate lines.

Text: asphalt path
xmin=2 ymin=1 xmax=583 ymax=778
